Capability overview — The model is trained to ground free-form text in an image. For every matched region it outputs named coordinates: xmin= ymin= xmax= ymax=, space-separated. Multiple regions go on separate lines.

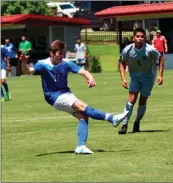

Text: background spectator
xmin=4 ymin=38 xmax=18 ymax=76
xmin=18 ymin=36 xmax=32 ymax=75
xmin=152 ymin=30 xmax=168 ymax=56
xmin=74 ymin=38 xmax=87 ymax=68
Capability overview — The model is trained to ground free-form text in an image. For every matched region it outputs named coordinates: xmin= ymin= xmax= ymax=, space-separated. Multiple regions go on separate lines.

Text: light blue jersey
xmin=1 ymin=46 xmax=7 ymax=70
xmin=121 ymin=43 xmax=160 ymax=77
xmin=121 ymin=43 xmax=160 ymax=97
xmin=33 ymin=58 xmax=82 ymax=105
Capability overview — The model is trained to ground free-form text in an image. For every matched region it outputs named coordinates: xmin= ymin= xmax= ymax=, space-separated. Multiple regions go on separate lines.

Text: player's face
xmin=53 ymin=50 xmax=65 ymax=64
xmin=134 ymin=32 xmax=145 ymax=47
xmin=5 ymin=39 xmax=10 ymax=44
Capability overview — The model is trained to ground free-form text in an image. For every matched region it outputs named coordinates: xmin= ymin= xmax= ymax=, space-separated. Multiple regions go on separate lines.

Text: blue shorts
xmin=129 ymin=74 xmax=156 ymax=97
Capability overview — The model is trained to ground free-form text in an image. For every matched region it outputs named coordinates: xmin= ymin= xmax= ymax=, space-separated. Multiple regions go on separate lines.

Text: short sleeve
xmin=121 ymin=48 xmax=128 ymax=63
xmin=28 ymin=41 xmax=32 ymax=48
xmin=162 ymin=36 xmax=167 ymax=43
xmin=151 ymin=48 xmax=160 ymax=61
xmin=19 ymin=42 xmax=22 ymax=49
xmin=83 ymin=44 xmax=87 ymax=51
xmin=67 ymin=61 xmax=82 ymax=73
xmin=33 ymin=61 xmax=44 ymax=75
xmin=74 ymin=44 xmax=77 ymax=51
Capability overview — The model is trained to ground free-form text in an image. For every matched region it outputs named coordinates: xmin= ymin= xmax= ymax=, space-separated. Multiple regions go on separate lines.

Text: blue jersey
xmin=33 ymin=58 xmax=82 ymax=105
xmin=4 ymin=43 xmax=16 ymax=59
xmin=121 ymin=43 xmax=160 ymax=77
xmin=1 ymin=46 xmax=7 ymax=70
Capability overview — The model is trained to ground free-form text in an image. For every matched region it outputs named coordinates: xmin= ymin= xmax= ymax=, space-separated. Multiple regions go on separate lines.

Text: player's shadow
xmin=128 ymin=129 xmax=170 ymax=134
xmin=36 ymin=149 xmax=133 ymax=157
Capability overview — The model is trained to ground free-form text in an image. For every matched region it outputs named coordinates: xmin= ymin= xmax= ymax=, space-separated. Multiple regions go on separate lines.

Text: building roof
xmin=1 ymin=14 xmax=90 ymax=26
xmin=95 ymin=2 xmax=173 ymax=21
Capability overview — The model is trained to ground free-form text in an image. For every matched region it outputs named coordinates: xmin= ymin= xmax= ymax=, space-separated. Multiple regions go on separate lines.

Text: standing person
xmin=1 ymin=45 xmax=11 ymax=101
xmin=118 ymin=28 xmax=164 ymax=135
xmin=3 ymin=38 xmax=18 ymax=76
xmin=74 ymin=38 xmax=87 ymax=67
xmin=152 ymin=30 xmax=168 ymax=56
xmin=20 ymin=40 xmax=128 ymax=154
xmin=18 ymin=36 xmax=32 ymax=76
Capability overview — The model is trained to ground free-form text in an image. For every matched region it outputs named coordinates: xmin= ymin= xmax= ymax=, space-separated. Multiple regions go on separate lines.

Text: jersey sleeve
xmin=151 ymin=48 xmax=160 ymax=61
xmin=33 ymin=61 xmax=44 ymax=75
xmin=162 ymin=36 xmax=167 ymax=43
xmin=67 ymin=60 xmax=82 ymax=73
xmin=121 ymin=48 xmax=128 ymax=63
xmin=83 ymin=43 xmax=87 ymax=51
xmin=74 ymin=44 xmax=77 ymax=51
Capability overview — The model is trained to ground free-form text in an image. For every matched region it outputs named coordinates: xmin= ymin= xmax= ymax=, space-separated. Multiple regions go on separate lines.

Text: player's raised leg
xmin=72 ymin=100 xmax=128 ymax=128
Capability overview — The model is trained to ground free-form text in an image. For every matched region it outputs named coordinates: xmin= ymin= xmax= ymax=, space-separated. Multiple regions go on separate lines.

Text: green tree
xmin=1 ymin=1 xmax=52 ymax=16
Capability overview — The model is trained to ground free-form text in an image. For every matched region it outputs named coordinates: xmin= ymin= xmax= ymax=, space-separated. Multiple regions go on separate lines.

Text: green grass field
xmin=88 ymin=44 xmax=120 ymax=72
xmin=2 ymin=71 xmax=173 ymax=182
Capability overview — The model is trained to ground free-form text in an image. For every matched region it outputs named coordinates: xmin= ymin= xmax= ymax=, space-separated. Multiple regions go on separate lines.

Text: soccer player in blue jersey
xmin=21 ymin=40 xmax=128 ymax=154
xmin=118 ymin=28 xmax=164 ymax=134
xmin=4 ymin=38 xmax=18 ymax=77
xmin=1 ymin=45 xmax=11 ymax=102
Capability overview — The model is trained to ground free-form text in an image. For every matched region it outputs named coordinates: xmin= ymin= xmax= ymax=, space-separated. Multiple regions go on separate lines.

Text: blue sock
xmin=135 ymin=105 xmax=146 ymax=123
xmin=122 ymin=101 xmax=134 ymax=125
xmin=2 ymin=81 xmax=9 ymax=93
xmin=1 ymin=87 xmax=5 ymax=98
xmin=84 ymin=106 xmax=113 ymax=122
xmin=77 ymin=119 xmax=88 ymax=146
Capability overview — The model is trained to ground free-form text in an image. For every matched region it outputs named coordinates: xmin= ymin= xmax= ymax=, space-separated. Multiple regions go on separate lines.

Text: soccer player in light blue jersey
xmin=118 ymin=28 xmax=164 ymax=135
xmin=21 ymin=40 xmax=128 ymax=154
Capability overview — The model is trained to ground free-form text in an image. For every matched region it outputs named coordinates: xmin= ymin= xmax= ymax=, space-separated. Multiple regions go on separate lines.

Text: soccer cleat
xmin=112 ymin=111 xmax=129 ymax=127
xmin=5 ymin=92 xmax=11 ymax=101
xmin=1 ymin=97 xmax=5 ymax=102
xmin=133 ymin=122 xmax=140 ymax=133
xmin=75 ymin=145 xmax=93 ymax=154
xmin=118 ymin=124 xmax=128 ymax=135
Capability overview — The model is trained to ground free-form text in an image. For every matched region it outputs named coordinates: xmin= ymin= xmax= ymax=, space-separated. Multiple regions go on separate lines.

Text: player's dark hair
xmin=133 ymin=28 xmax=145 ymax=36
xmin=50 ymin=40 xmax=65 ymax=54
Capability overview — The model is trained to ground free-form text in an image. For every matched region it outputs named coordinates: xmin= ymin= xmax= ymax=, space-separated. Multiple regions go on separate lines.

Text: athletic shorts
xmin=159 ymin=52 xmax=164 ymax=56
xmin=129 ymin=74 xmax=156 ymax=97
xmin=9 ymin=58 xmax=17 ymax=66
xmin=1 ymin=69 xmax=6 ymax=79
xmin=53 ymin=92 xmax=78 ymax=115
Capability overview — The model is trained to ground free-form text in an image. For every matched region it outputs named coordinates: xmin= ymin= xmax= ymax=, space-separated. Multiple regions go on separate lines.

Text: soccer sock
xmin=135 ymin=105 xmax=146 ymax=124
xmin=2 ymin=81 xmax=9 ymax=93
xmin=1 ymin=87 xmax=5 ymax=98
xmin=84 ymin=106 xmax=113 ymax=122
xmin=122 ymin=101 xmax=134 ymax=125
xmin=77 ymin=119 xmax=88 ymax=146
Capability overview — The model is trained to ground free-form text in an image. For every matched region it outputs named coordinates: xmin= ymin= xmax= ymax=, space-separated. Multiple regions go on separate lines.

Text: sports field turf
xmin=2 ymin=71 xmax=173 ymax=182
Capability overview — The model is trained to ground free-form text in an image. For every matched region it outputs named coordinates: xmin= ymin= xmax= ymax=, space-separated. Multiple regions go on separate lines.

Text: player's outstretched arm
xmin=119 ymin=60 xmax=128 ymax=89
xmin=78 ymin=69 xmax=96 ymax=88
xmin=20 ymin=53 xmax=35 ymax=75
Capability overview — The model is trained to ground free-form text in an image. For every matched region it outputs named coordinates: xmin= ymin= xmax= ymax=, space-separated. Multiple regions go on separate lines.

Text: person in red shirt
xmin=152 ymin=30 xmax=168 ymax=56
